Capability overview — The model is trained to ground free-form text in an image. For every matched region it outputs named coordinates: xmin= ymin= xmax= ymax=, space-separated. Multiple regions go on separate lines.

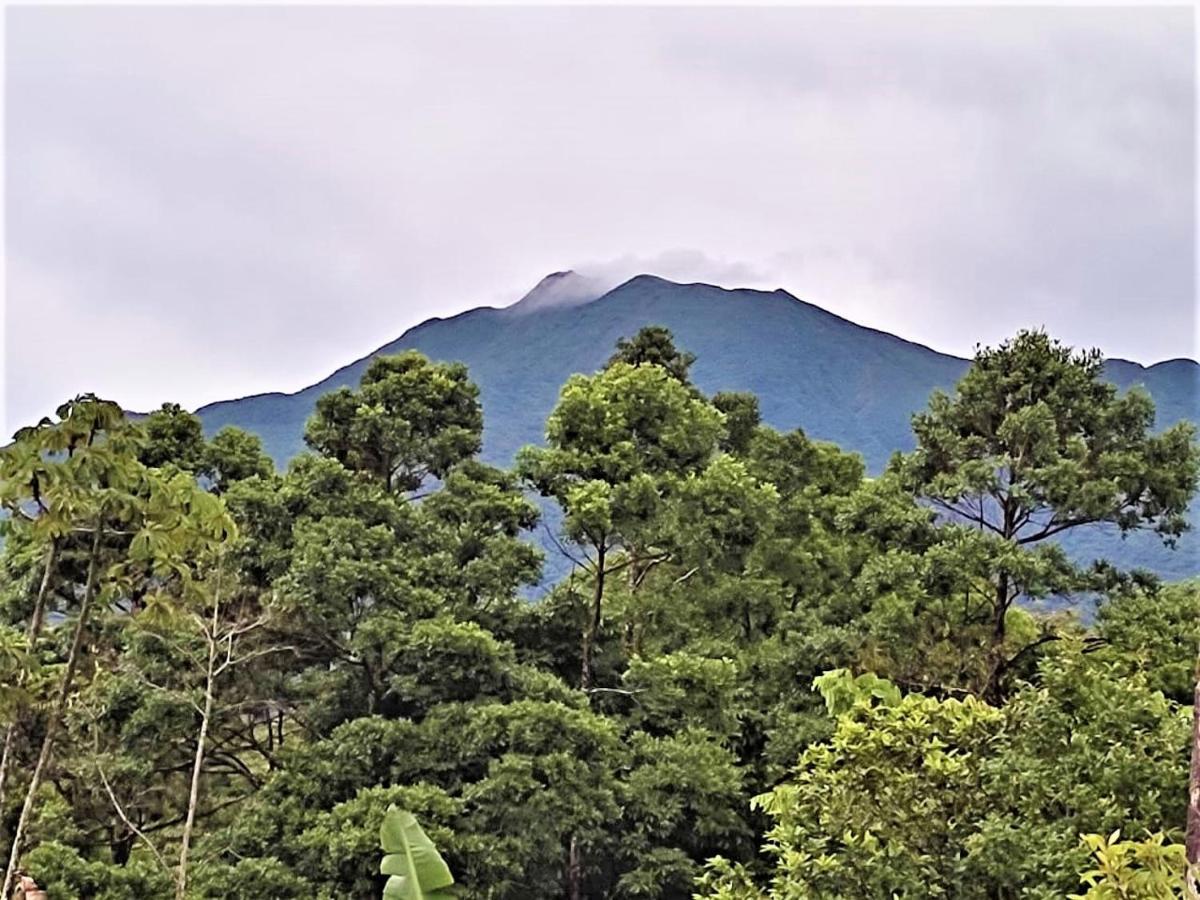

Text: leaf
xmin=379 ymin=807 xmax=456 ymax=900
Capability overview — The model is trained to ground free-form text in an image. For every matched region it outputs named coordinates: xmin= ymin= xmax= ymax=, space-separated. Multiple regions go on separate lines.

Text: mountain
xmin=197 ymin=273 xmax=1199 ymax=583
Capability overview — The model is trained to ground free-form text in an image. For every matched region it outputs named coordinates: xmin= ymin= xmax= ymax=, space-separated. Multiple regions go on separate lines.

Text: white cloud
xmin=5 ymin=6 xmax=1194 ymax=435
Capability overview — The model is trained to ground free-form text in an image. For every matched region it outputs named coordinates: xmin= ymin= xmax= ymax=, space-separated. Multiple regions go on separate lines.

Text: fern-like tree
xmin=0 ymin=396 xmax=235 ymax=896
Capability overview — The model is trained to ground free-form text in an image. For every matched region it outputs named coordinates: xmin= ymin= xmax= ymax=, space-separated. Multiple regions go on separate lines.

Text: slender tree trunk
xmin=566 ymin=835 xmax=582 ymax=900
xmin=983 ymin=571 xmax=1010 ymax=704
xmin=3 ymin=527 xmax=102 ymax=897
xmin=1185 ymin=647 xmax=1200 ymax=898
xmin=581 ymin=545 xmax=606 ymax=692
xmin=177 ymin=569 xmax=223 ymax=900
xmin=569 ymin=543 xmax=606 ymax=900
xmin=0 ymin=543 xmax=58 ymax=831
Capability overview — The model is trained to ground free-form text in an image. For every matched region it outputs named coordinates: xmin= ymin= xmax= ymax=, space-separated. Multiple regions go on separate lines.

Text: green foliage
xmin=4 ymin=328 xmax=1196 ymax=900
xmin=204 ymin=426 xmax=274 ymax=491
xmin=699 ymin=646 xmax=1192 ymax=899
xmin=607 ymin=325 xmax=697 ymax=384
xmin=24 ymin=840 xmax=172 ymax=900
xmin=1070 ymin=832 xmax=1188 ymax=899
xmin=139 ymin=402 xmax=208 ymax=474
xmin=305 ymin=350 xmax=482 ymax=493
xmin=878 ymin=331 xmax=1200 ymax=700
xmin=380 ymin=807 xmax=457 ymax=900
xmin=1098 ymin=580 xmax=1200 ymax=703
xmin=812 ymin=668 xmax=901 ymax=716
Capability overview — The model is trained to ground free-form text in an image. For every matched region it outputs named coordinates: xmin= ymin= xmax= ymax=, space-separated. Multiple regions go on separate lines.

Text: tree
xmin=699 ymin=644 xmax=1192 ymax=899
xmin=891 ymin=330 xmax=1200 ymax=700
xmin=0 ymin=396 xmax=234 ymax=896
xmin=698 ymin=682 xmax=1002 ymax=899
xmin=304 ymin=352 xmax=482 ymax=494
xmin=1098 ymin=580 xmax=1199 ymax=704
xmin=712 ymin=393 xmax=760 ymax=456
xmin=607 ymin=326 xmax=696 ymax=384
xmin=204 ymin=427 xmax=274 ymax=493
xmin=517 ymin=361 xmax=724 ymax=689
xmin=970 ymin=643 xmax=1190 ymax=892
xmin=139 ymin=403 xmax=209 ymax=474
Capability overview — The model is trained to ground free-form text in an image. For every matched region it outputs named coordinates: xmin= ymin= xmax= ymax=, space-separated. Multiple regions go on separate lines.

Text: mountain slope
xmin=197 ymin=274 xmax=1199 ymax=582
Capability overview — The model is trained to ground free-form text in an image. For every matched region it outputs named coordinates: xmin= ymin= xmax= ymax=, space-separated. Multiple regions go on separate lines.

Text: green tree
xmin=1097 ymin=580 xmax=1199 ymax=703
xmin=139 ymin=403 xmax=209 ymax=474
xmin=518 ymin=361 xmax=723 ymax=689
xmin=204 ymin=426 xmax=274 ymax=493
xmin=607 ymin=326 xmax=696 ymax=384
xmin=699 ymin=685 xmax=1002 ymax=899
xmin=891 ymin=330 xmax=1199 ymax=700
xmin=304 ymin=351 xmax=482 ymax=494
xmin=0 ymin=396 xmax=234 ymax=896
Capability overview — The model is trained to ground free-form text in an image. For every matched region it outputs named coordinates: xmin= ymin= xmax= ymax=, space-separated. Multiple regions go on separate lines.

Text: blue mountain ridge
xmin=196 ymin=273 xmax=1200 ymax=585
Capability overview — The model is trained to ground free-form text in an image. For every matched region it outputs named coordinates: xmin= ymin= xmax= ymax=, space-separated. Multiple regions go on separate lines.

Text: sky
xmin=5 ymin=5 xmax=1196 ymax=435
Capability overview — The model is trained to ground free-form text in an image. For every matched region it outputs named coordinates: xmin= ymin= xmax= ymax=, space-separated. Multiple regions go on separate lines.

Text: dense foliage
xmin=0 ymin=329 xmax=1196 ymax=899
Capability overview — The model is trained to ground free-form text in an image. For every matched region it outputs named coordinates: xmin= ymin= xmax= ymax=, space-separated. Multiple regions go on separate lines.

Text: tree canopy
xmin=1 ymin=329 xmax=1196 ymax=900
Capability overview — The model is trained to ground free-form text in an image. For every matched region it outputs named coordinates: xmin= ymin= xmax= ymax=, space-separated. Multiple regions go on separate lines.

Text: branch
xmin=542 ymin=524 xmax=590 ymax=571
xmin=673 ymin=567 xmax=699 ymax=586
xmin=95 ymin=764 xmax=171 ymax=876
xmin=929 ymin=497 xmax=1004 ymax=536
xmin=1016 ymin=516 xmax=1099 ymax=545
xmin=1003 ymin=633 xmax=1063 ymax=672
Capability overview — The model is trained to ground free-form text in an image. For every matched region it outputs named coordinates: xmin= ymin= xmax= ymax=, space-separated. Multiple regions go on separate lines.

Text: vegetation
xmin=0 ymin=329 xmax=1196 ymax=899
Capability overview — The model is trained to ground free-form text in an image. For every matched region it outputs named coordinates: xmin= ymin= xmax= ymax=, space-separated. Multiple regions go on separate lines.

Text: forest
xmin=0 ymin=326 xmax=1197 ymax=899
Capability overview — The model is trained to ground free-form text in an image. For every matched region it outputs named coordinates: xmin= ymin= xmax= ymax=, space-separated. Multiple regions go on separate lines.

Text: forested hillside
xmin=197 ymin=274 xmax=1200 ymax=582
xmin=1 ymin=327 xmax=1198 ymax=899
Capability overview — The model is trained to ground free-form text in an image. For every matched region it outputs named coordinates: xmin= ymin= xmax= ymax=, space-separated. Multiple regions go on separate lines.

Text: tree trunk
xmin=3 ymin=527 xmax=102 ymax=898
xmin=176 ymin=631 xmax=216 ymax=900
xmin=566 ymin=834 xmax=582 ymax=900
xmin=178 ymin=562 xmax=225 ymax=900
xmin=1185 ymin=648 xmax=1199 ymax=897
xmin=580 ymin=545 xmax=605 ymax=692
xmin=983 ymin=571 xmax=1010 ymax=704
xmin=0 ymin=542 xmax=58 ymax=826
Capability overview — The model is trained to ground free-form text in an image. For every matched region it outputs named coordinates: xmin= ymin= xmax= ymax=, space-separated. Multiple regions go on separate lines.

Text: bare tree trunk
xmin=566 ymin=835 xmax=582 ymax=900
xmin=0 ymin=543 xmax=58 ymax=831
xmin=1186 ymin=648 xmax=1200 ymax=898
xmin=176 ymin=568 xmax=223 ymax=900
xmin=3 ymin=528 xmax=102 ymax=897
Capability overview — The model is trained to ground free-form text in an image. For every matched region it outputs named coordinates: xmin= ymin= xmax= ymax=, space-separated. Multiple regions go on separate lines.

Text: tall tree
xmin=304 ymin=351 xmax=482 ymax=494
xmin=139 ymin=403 xmax=210 ymax=474
xmin=891 ymin=330 xmax=1199 ymax=700
xmin=0 ymin=396 xmax=234 ymax=895
xmin=517 ymin=361 xmax=723 ymax=689
xmin=607 ymin=326 xmax=697 ymax=385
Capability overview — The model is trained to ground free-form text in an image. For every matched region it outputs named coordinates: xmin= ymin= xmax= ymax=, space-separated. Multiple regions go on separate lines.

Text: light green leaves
xmin=379 ymin=807 xmax=456 ymax=900
xmin=1070 ymin=831 xmax=1187 ymax=899
xmin=813 ymin=668 xmax=901 ymax=717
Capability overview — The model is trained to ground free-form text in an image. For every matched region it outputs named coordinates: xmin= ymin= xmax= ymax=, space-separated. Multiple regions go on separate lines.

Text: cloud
xmin=4 ymin=6 xmax=1194 ymax=434
xmin=567 ymin=251 xmax=775 ymax=298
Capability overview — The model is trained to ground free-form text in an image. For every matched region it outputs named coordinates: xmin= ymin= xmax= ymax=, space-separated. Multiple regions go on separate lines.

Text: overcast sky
xmin=5 ymin=5 xmax=1195 ymax=435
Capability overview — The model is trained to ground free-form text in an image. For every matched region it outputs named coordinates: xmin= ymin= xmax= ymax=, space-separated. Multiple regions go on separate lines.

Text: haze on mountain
xmin=197 ymin=271 xmax=1200 ymax=584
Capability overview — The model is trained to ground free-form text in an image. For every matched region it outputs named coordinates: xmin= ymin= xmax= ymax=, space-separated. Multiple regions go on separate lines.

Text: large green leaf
xmin=379 ymin=807 xmax=456 ymax=900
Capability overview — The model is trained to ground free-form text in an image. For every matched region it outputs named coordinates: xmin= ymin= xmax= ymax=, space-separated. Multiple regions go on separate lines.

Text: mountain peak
xmin=508 ymin=270 xmax=605 ymax=315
